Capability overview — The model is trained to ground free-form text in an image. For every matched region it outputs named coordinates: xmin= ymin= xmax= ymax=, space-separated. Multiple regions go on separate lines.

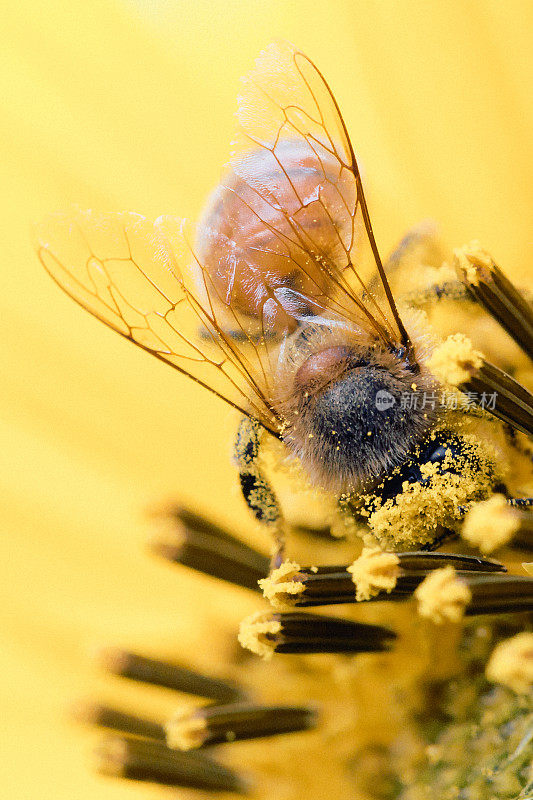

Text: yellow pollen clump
xmin=347 ymin=547 xmax=400 ymax=601
xmin=461 ymin=494 xmax=521 ymax=553
xmin=414 ymin=566 xmax=472 ymax=624
xmin=259 ymin=560 xmax=304 ymax=609
xmin=365 ymin=433 xmax=497 ymax=550
xmin=427 ymin=333 xmax=483 ymax=387
xmin=486 ymin=632 xmax=533 ymax=694
xmin=453 ymin=240 xmax=494 ymax=286
xmin=238 ymin=611 xmax=281 ymax=660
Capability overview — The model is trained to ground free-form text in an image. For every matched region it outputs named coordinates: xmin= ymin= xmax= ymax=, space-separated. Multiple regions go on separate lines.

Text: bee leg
xmin=507 ymin=497 xmax=533 ymax=509
xmin=400 ymin=281 xmax=470 ymax=308
xmin=367 ymin=222 xmax=444 ymax=294
xmin=383 ymin=221 xmax=444 ymax=274
xmin=502 ymin=423 xmax=533 ymax=463
xmin=372 ymin=430 xmax=479 ymax=506
xmin=359 ymin=430 xmax=500 ymax=549
xmin=418 ymin=529 xmax=458 ymax=551
xmin=199 ymin=327 xmax=281 ymax=345
xmin=234 ymin=417 xmax=285 ymax=568
xmin=378 ymin=223 xmax=472 ymax=307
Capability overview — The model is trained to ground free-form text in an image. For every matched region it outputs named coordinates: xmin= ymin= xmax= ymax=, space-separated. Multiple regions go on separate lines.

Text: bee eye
xmin=294 ymin=345 xmax=356 ymax=394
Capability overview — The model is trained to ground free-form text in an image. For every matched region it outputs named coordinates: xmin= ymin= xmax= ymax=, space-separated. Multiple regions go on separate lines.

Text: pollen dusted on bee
xmin=361 ymin=430 xmax=500 ymax=550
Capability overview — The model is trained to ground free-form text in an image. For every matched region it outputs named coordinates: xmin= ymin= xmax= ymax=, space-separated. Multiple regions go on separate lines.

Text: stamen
xmin=71 ymin=701 xmax=166 ymax=740
xmin=96 ymin=648 xmax=244 ymax=703
xmin=260 ymin=553 xmax=505 ymax=608
xmin=427 ymin=334 xmax=533 ymax=436
xmin=259 ymin=560 xmax=305 ymax=609
xmin=466 ymin=575 xmax=533 ymax=615
xmin=95 ymin=735 xmax=248 ymax=792
xmin=238 ymin=611 xmax=396 ymax=658
xmin=415 ymin=567 xmax=533 ymax=620
xmin=167 ymin=702 xmax=318 ymax=750
xmin=464 ymin=360 xmax=533 ymax=437
xmin=396 ymin=552 xmax=506 ymax=572
xmin=291 ymin=523 xmax=338 ymax=540
xmin=264 ymin=564 xmax=356 ymax=608
xmin=454 ymin=242 xmax=533 ymax=359
xmin=150 ymin=506 xmax=270 ymax=591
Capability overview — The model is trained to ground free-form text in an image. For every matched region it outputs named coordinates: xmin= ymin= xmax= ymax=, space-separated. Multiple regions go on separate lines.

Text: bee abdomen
xmin=195 ymin=140 xmax=353 ymax=332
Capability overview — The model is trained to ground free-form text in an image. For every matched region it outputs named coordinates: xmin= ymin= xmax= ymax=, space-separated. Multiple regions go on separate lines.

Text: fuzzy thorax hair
xmin=274 ymin=314 xmax=437 ymax=493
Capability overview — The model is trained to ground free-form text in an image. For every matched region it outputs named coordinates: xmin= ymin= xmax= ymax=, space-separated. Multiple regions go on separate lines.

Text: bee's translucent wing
xmin=227 ymin=40 xmax=409 ymax=348
xmin=34 ymin=209 xmax=280 ymax=433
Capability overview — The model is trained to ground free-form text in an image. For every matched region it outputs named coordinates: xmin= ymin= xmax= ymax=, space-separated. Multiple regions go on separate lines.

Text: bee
xmin=35 ymin=42 xmax=527 ymax=557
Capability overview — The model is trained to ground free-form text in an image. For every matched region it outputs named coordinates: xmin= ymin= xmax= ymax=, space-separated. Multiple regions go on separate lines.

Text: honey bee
xmin=35 ymin=42 xmax=518 ymax=556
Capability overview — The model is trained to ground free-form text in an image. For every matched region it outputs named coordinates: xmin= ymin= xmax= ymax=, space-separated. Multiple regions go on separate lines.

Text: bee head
xmin=278 ymin=328 xmax=437 ymax=493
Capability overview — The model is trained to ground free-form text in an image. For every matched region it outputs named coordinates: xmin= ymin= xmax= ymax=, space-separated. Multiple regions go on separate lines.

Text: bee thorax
xmin=282 ymin=346 xmax=436 ymax=494
xmin=294 ymin=345 xmax=356 ymax=393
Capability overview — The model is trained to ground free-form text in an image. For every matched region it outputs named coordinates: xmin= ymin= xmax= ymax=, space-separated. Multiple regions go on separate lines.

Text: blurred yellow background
xmin=1 ymin=1 xmax=532 ymax=797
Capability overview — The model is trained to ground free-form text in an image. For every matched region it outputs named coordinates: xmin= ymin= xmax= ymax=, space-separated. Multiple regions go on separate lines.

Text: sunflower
xmin=2 ymin=2 xmax=532 ymax=799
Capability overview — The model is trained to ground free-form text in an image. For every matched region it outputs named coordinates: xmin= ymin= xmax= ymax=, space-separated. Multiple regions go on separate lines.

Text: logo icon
xmin=375 ymin=390 xmax=396 ymax=411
